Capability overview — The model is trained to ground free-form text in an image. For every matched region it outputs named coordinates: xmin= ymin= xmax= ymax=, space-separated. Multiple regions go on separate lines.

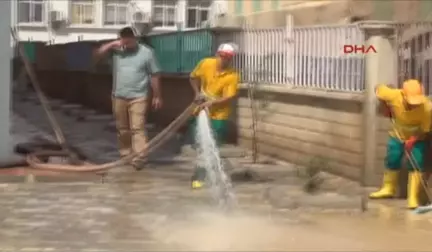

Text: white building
xmin=12 ymin=0 xmax=228 ymax=44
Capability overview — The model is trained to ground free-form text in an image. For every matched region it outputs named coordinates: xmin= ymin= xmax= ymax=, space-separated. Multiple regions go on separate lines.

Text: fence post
xmin=176 ymin=23 xmax=183 ymax=73
xmin=0 ymin=0 xmax=12 ymax=161
xmin=361 ymin=23 xmax=397 ymax=187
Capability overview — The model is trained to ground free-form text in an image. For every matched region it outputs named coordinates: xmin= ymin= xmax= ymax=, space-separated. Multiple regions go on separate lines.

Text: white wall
xmin=14 ymin=0 xmax=126 ymax=43
xmin=14 ymin=0 xmax=228 ymax=44
xmin=0 ymin=0 xmax=12 ymax=159
xmin=15 ymin=28 xmax=133 ymax=44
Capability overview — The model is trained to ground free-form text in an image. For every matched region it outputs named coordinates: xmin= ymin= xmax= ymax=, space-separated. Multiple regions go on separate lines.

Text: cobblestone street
xmin=3 ymin=93 xmax=432 ymax=251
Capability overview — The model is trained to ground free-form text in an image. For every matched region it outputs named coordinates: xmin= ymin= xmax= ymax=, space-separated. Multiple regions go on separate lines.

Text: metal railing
xmin=292 ymin=25 xmax=365 ymax=91
xmin=236 ymin=27 xmax=292 ymax=86
xmin=395 ymin=22 xmax=432 ymax=95
xmin=20 ymin=20 xmax=432 ymax=94
xmin=18 ymin=21 xmax=372 ymax=92
xmin=229 ymin=24 xmax=365 ymax=91
xmin=148 ymin=23 xmax=366 ymax=91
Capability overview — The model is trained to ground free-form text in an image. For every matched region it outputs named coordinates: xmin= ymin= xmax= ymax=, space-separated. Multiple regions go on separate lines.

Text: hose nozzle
xmin=194 ymin=94 xmax=207 ymax=105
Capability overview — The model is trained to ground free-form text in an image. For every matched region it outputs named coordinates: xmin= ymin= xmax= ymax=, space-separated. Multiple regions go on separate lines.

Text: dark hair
xmin=349 ymin=16 xmax=365 ymax=23
xmin=119 ymin=27 xmax=135 ymax=38
xmin=138 ymin=35 xmax=153 ymax=48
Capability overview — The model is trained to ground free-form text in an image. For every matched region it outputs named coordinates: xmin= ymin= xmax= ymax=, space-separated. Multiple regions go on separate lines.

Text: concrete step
xmin=181 ymin=144 xmax=247 ymax=158
xmin=59 ymin=104 xmax=82 ymax=115
xmin=104 ymin=121 xmax=116 ymax=131
xmin=26 ymin=95 xmax=42 ymax=105
xmin=104 ymin=121 xmax=155 ymax=132
xmin=60 ymin=104 xmax=82 ymax=110
xmin=72 ymin=109 xmax=99 ymax=121
xmin=69 ymin=108 xmax=97 ymax=117
xmin=85 ymin=114 xmax=114 ymax=121
xmin=48 ymin=99 xmax=64 ymax=109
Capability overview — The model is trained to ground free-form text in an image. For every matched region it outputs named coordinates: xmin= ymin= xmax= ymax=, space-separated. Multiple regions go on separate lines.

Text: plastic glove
xmin=405 ymin=136 xmax=418 ymax=152
xmin=383 ymin=105 xmax=392 ymax=118
xmin=379 ymin=101 xmax=392 ymax=118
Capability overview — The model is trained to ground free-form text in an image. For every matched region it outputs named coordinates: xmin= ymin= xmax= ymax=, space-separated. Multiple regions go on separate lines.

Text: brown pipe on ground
xmin=26 ymin=103 xmax=196 ymax=172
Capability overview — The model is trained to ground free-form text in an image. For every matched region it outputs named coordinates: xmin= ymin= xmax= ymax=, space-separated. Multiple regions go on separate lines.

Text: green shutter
xmin=373 ymin=1 xmax=394 ymax=20
xmin=235 ymin=0 xmax=243 ymax=15
xmin=180 ymin=30 xmax=213 ymax=73
xmin=149 ymin=30 xmax=213 ymax=73
xmin=253 ymin=0 xmax=261 ymax=12
xmin=23 ymin=42 xmax=36 ymax=63
xmin=149 ymin=33 xmax=179 ymax=73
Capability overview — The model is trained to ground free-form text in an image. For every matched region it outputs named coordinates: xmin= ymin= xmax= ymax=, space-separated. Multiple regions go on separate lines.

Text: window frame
xmin=69 ymin=0 xmax=96 ymax=27
xmin=17 ymin=0 xmax=46 ymax=26
xmin=103 ymin=0 xmax=129 ymax=27
xmin=185 ymin=0 xmax=211 ymax=29
xmin=151 ymin=0 xmax=178 ymax=29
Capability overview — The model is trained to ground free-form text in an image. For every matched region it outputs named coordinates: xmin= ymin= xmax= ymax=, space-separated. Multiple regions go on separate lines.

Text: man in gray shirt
xmin=95 ymin=27 xmax=162 ymax=170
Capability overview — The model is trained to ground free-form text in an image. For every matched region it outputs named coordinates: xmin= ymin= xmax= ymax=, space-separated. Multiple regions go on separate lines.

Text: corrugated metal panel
xmin=21 ymin=42 xmax=36 ymax=63
xmin=149 ymin=29 xmax=214 ymax=73
xmin=66 ymin=42 xmax=93 ymax=71
xmin=36 ymin=44 xmax=67 ymax=70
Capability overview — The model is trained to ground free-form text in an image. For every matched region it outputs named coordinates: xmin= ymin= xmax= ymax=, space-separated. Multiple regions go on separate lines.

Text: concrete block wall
xmin=234 ymin=86 xmax=367 ymax=181
xmin=233 ymin=86 xmax=400 ymax=185
xmin=230 ymin=22 xmax=410 ymax=186
xmin=376 ymin=117 xmax=391 ymax=179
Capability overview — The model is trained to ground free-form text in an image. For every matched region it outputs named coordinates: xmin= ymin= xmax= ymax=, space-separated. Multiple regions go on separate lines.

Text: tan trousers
xmin=112 ymin=97 xmax=148 ymax=160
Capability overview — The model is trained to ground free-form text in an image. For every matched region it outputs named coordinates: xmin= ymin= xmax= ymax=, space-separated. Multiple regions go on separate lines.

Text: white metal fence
xmin=395 ymin=22 xmax=432 ymax=95
xmin=226 ymin=23 xmax=366 ymax=92
xmin=292 ymin=25 xmax=365 ymax=91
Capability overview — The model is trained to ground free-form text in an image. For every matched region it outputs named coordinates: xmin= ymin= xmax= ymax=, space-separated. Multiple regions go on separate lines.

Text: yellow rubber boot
xmin=369 ymin=170 xmax=398 ymax=199
xmin=192 ymin=180 xmax=204 ymax=189
xmin=407 ymin=172 xmax=423 ymax=209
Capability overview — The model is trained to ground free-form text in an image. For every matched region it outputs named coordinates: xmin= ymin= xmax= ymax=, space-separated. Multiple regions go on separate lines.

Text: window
xmin=271 ymin=0 xmax=278 ymax=10
xmin=18 ymin=0 xmax=45 ymax=24
xmin=104 ymin=0 xmax=129 ymax=26
xmin=186 ymin=0 xmax=211 ymax=29
xmin=152 ymin=0 xmax=177 ymax=28
xmin=253 ymin=0 xmax=261 ymax=12
xmin=71 ymin=0 xmax=95 ymax=25
xmin=235 ymin=0 xmax=243 ymax=15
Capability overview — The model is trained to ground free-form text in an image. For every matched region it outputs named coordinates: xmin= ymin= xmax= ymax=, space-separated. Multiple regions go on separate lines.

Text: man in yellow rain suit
xmin=370 ymin=79 xmax=431 ymax=209
xmin=188 ymin=43 xmax=240 ymax=189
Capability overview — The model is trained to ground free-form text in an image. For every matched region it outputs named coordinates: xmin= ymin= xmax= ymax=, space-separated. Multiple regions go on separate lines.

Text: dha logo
xmin=343 ymin=45 xmax=377 ymax=54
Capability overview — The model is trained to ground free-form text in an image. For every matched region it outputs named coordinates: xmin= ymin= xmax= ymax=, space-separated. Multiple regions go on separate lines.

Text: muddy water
xmin=152 ymin=204 xmax=432 ymax=251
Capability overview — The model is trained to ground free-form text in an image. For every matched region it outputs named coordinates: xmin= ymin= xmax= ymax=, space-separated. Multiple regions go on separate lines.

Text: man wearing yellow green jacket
xmin=370 ymin=79 xmax=431 ymax=209
xmin=188 ymin=43 xmax=240 ymax=189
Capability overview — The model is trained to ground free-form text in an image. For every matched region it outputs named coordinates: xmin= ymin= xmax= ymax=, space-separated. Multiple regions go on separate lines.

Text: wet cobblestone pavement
xmin=6 ymin=93 xmax=431 ymax=251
